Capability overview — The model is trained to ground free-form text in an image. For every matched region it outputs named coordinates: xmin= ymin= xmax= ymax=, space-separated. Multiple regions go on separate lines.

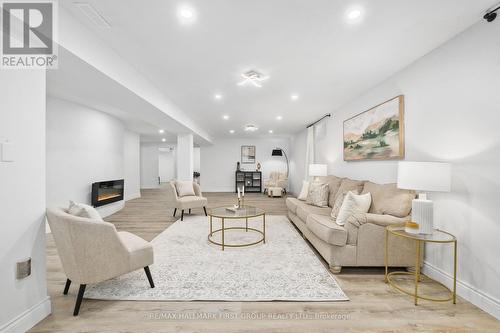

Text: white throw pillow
xmin=335 ymin=192 xmax=372 ymax=226
xmin=176 ymin=180 xmax=195 ymax=197
xmin=68 ymin=201 xmax=103 ymax=221
xmin=297 ymin=181 xmax=310 ymax=201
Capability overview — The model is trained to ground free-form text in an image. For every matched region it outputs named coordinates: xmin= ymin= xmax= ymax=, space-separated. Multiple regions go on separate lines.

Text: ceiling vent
xmin=74 ymin=3 xmax=111 ymax=28
xmin=238 ymin=70 xmax=269 ymax=88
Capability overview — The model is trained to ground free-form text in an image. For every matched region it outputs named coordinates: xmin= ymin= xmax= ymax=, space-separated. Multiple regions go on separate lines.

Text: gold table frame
xmin=385 ymin=225 xmax=457 ymax=305
xmin=208 ymin=206 xmax=266 ymax=251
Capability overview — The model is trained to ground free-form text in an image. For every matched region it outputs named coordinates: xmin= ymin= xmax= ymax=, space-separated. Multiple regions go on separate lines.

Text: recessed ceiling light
xmin=222 ymin=115 xmax=229 ymax=120
xmin=229 ymin=129 xmax=235 ymax=134
xmin=244 ymin=124 xmax=259 ymax=132
xmin=345 ymin=7 xmax=364 ymax=23
xmin=269 ymin=130 xmax=273 ymax=134
xmin=214 ymin=94 xmax=222 ymax=100
xmin=177 ymin=5 xmax=197 ymax=24
xmin=158 ymin=129 xmax=165 ymax=134
xmin=162 ymin=138 xmax=166 ymax=142
xmin=276 ymin=116 xmax=283 ymax=120
xmin=291 ymin=94 xmax=299 ymax=101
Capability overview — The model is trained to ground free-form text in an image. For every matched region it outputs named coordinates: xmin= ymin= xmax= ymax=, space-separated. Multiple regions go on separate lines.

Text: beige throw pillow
xmin=306 ymin=182 xmax=329 ymax=207
xmin=176 ymin=180 xmax=195 ymax=197
xmin=336 ymin=192 xmax=372 ymax=226
xmin=297 ymin=181 xmax=310 ymax=201
xmin=68 ymin=201 xmax=103 ymax=221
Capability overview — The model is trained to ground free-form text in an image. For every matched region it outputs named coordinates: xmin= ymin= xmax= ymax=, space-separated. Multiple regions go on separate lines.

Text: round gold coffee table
xmin=385 ymin=225 xmax=457 ymax=305
xmin=208 ymin=206 xmax=266 ymax=251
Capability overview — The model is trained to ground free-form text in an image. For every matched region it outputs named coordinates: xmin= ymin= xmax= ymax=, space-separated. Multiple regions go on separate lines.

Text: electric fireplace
xmin=91 ymin=179 xmax=124 ymax=207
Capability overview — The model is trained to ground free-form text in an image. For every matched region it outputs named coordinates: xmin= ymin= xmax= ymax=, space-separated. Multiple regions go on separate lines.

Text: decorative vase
xmin=256 ymin=162 xmax=261 ymax=171
xmin=236 ymin=161 xmax=240 ymax=171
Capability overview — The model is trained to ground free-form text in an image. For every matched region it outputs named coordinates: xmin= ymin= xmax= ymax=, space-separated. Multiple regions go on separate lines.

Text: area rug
xmin=85 ymin=215 xmax=348 ymax=301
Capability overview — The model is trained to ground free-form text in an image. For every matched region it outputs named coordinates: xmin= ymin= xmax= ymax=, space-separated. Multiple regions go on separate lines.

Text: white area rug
xmin=85 ymin=215 xmax=348 ymax=301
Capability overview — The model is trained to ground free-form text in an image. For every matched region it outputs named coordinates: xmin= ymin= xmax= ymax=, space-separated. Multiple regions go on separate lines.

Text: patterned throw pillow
xmin=306 ymin=182 xmax=329 ymax=207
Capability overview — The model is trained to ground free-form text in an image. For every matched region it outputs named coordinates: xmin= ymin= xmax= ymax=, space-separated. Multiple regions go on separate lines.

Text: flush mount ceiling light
xmin=291 ymin=94 xmax=299 ymax=101
xmin=244 ymin=124 xmax=259 ymax=132
xmin=177 ymin=5 xmax=197 ymax=24
xmin=345 ymin=6 xmax=364 ymax=23
xmin=237 ymin=70 xmax=269 ymax=88
xmin=268 ymin=130 xmax=273 ymax=134
xmin=222 ymin=115 xmax=229 ymax=120
xmin=158 ymin=129 xmax=165 ymax=134
xmin=214 ymin=94 xmax=222 ymax=100
xmin=276 ymin=116 xmax=283 ymax=120
xmin=229 ymin=129 xmax=235 ymax=134
xmin=162 ymin=138 xmax=166 ymax=142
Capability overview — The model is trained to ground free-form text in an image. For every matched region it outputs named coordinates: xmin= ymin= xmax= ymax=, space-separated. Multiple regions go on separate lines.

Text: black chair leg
xmin=144 ymin=266 xmax=155 ymax=288
xmin=63 ymin=279 xmax=71 ymax=295
xmin=181 ymin=210 xmax=184 ymax=221
xmin=73 ymin=284 xmax=86 ymax=316
xmin=189 ymin=208 xmax=191 ymax=214
xmin=173 ymin=208 xmax=177 ymax=217
xmin=203 ymin=206 xmax=207 ymax=216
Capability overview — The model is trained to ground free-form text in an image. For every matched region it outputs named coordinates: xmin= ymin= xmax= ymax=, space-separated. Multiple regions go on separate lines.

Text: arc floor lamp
xmin=271 ymin=148 xmax=289 ymax=177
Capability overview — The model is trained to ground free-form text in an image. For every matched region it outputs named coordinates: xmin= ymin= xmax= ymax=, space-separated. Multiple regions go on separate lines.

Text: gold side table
xmin=208 ymin=205 xmax=266 ymax=251
xmin=385 ymin=225 xmax=457 ymax=305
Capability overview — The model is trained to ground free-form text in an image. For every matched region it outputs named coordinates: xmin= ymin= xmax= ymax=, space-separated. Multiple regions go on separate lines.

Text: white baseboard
xmin=422 ymin=261 xmax=500 ymax=320
xmin=0 ymin=296 xmax=51 ymax=333
xmin=125 ymin=192 xmax=141 ymax=201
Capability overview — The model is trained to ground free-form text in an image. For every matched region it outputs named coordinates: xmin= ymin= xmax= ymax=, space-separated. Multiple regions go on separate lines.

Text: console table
xmin=235 ymin=171 xmax=261 ymax=193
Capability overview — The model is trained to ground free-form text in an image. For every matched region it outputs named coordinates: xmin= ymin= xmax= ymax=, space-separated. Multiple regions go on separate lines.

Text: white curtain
xmin=305 ymin=126 xmax=315 ymax=179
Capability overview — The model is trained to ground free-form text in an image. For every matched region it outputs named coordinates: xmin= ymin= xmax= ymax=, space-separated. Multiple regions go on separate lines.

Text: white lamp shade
xmin=309 ymin=164 xmax=327 ymax=177
xmin=397 ymin=161 xmax=451 ymax=192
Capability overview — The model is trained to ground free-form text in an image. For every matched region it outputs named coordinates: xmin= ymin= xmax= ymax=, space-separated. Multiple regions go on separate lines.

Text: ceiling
xmin=60 ymin=0 xmax=495 ymax=139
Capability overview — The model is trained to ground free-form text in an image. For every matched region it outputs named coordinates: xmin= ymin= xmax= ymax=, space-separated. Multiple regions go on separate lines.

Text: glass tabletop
xmin=208 ymin=205 xmax=265 ymax=218
xmin=387 ymin=225 xmax=456 ymax=243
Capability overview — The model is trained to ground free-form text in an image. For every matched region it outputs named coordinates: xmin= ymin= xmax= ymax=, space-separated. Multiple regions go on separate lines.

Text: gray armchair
xmin=166 ymin=181 xmax=208 ymax=221
xmin=46 ymin=207 xmax=154 ymax=316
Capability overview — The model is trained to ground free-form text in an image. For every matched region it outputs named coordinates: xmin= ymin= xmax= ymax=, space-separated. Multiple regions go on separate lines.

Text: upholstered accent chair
xmin=264 ymin=171 xmax=288 ymax=194
xmin=46 ymin=207 xmax=155 ymax=316
xmin=166 ymin=181 xmax=208 ymax=221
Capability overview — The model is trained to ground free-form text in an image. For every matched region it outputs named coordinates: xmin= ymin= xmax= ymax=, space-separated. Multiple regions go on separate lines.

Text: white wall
xmin=290 ymin=20 xmax=500 ymax=319
xmin=140 ymin=143 xmax=159 ymax=188
xmin=193 ymin=147 xmax=200 ymax=172
xmin=47 ymin=98 xmax=140 ymax=217
xmin=159 ymin=150 xmax=176 ymax=183
xmin=201 ymin=137 xmax=290 ymax=192
xmin=0 ymin=70 xmax=51 ymax=332
xmin=176 ymin=134 xmax=193 ymax=181
xmin=124 ymin=131 xmax=141 ymax=200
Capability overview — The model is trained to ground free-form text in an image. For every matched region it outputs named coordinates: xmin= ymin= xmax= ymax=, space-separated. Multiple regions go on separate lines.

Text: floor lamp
xmin=271 ymin=148 xmax=289 ymax=177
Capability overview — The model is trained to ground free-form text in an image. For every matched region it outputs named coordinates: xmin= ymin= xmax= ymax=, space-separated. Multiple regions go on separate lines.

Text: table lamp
xmin=397 ymin=161 xmax=451 ymax=234
xmin=309 ymin=164 xmax=327 ymax=182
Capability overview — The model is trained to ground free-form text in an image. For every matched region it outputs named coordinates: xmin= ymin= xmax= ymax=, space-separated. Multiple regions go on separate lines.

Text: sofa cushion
xmin=306 ymin=214 xmax=347 ymax=246
xmin=177 ymin=195 xmax=208 ymax=209
xmin=317 ymin=175 xmax=343 ymax=208
xmin=362 ymin=181 xmax=415 ymax=217
xmin=306 ymin=182 xmax=329 ymax=207
xmin=285 ymin=197 xmax=301 ymax=214
xmin=296 ymin=204 xmax=331 ymax=222
xmin=331 ymin=178 xmax=365 ymax=221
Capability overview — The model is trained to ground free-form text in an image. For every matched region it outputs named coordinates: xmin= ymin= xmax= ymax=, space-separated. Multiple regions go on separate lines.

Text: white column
xmin=176 ymin=133 xmax=193 ymax=181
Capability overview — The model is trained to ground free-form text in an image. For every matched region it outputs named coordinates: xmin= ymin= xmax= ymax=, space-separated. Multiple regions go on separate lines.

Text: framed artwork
xmin=343 ymin=95 xmax=405 ymax=161
xmin=241 ymin=145 xmax=256 ymax=164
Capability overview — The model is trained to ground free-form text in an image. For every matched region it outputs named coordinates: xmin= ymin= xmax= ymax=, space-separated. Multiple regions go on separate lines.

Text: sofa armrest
xmin=347 ymin=212 xmax=410 ymax=228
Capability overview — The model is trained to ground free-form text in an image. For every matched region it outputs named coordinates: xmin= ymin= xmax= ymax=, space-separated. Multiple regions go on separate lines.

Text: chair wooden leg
xmin=203 ymin=206 xmax=207 ymax=216
xmin=189 ymin=208 xmax=191 ymax=214
xmin=63 ymin=279 xmax=71 ymax=295
xmin=173 ymin=208 xmax=177 ymax=217
xmin=181 ymin=210 xmax=184 ymax=221
xmin=144 ymin=266 xmax=155 ymax=288
xmin=73 ymin=284 xmax=86 ymax=316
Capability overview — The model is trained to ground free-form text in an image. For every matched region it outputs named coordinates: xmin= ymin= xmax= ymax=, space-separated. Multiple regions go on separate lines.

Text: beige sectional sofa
xmin=286 ymin=175 xmax=420 ymax=273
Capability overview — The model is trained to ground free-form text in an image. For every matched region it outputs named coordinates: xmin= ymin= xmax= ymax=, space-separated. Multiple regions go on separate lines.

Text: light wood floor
xmin=31 ymin=189 xmax=500 ymax=332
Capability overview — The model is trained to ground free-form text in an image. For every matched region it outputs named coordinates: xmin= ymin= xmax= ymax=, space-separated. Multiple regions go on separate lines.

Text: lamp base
xmin=412 ymin=198 xmax=434 ymax=234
